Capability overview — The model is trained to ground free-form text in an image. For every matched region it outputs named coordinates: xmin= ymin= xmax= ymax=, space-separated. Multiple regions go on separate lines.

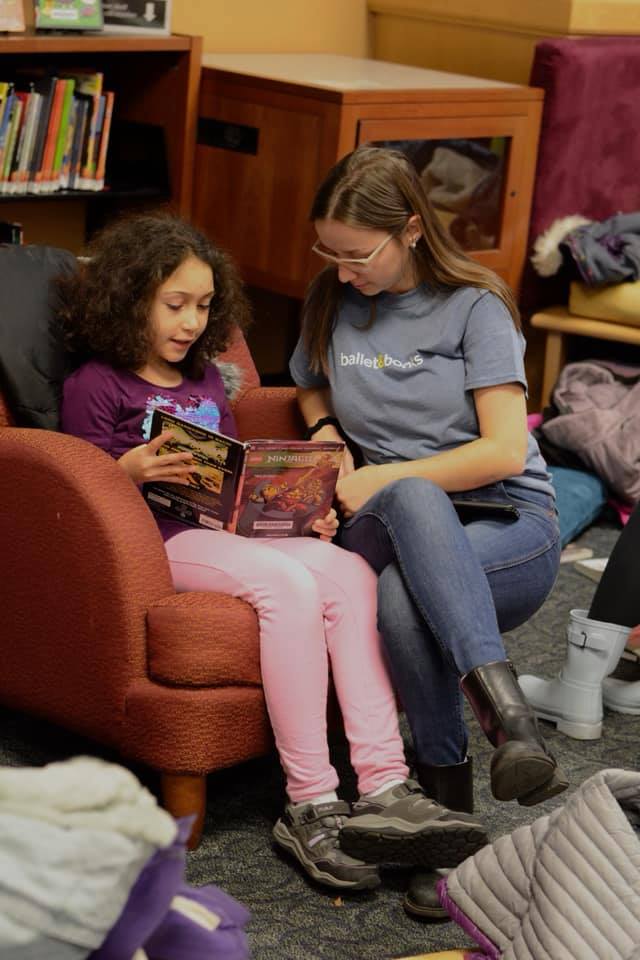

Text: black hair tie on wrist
xmin=304 ymin=416 xmax=341 ymax=440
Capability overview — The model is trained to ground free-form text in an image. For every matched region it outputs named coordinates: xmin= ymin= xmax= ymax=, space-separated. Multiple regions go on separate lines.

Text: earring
xmin=410 ymin=239 xmax=418 ymax=249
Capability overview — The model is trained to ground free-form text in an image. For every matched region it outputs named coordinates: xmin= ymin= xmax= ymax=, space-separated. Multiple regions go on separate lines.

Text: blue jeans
xmin=338 ymin=477 xmax=561 ymax=766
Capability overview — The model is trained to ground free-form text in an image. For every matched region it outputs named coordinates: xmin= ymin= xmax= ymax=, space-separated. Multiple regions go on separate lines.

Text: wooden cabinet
xmin=194 ymin=53 xmax=543 ymax=299
xmin=0 ymin=32 xmax=201 ymax=250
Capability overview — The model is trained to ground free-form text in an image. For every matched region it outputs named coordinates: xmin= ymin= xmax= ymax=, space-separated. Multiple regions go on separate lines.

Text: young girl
xmin=289 ymin=145 xmax=568 ymax=916
xmin=58 ymin=212 xmax=487 ymax=895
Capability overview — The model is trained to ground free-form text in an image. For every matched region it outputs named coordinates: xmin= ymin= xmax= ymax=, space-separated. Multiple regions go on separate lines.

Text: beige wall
xmin=369 ymin=0 xmax=640 ymax=83
xmin=172 ymin=0 xmax=371 ymax=56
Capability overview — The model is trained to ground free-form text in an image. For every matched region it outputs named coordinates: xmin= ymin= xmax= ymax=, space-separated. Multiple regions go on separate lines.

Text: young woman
xmin=289 ymin=145 xmax=568 ymax=918
xmin=58 ymin=212 xmax=487 ymax=896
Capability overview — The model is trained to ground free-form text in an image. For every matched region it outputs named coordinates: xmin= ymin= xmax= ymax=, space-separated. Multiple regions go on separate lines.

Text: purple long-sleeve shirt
xmin=61 ymin=359 xmax=237 ymax=541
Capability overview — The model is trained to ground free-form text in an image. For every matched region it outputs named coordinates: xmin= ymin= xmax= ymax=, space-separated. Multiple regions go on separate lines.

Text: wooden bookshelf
xmin=0 ymin=31 xmax=202 ymax=250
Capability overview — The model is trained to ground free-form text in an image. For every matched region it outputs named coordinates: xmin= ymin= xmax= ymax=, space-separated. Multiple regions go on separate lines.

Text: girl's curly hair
xmin=58 ymin=212 xmax=251 ymax=379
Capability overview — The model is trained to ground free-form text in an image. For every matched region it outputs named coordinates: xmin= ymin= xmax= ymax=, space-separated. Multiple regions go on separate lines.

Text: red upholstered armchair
xmin=0 ymin=321 xmax=305 ymax=846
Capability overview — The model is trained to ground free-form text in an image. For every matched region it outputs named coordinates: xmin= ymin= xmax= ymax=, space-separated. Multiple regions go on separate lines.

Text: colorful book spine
xmin=7 ymin=90 xmax=33 ymax=194
xmin=0 ymin=86 xmax=15 ymax=186
xmin=37 ymin=77 xmax=65 ymax=192
xmin=15 ymin=93 xmax=42 ymax=195
xmin=0 ymin=96 xmax=23 ymax=195
xmin=67 ymin=97 xmax=88 ymax=191
xmin=59 ymin=98 xmax=77 ymax=190
xmin=93 ymin=90 xmax=114 ymax=191
xmin=27 ymin=77 xmax=55 ymax=194
xmin=51 ymin=77 xmax=75 ymax=190
xmin=78 ymin=92 xmax=101 ymax=189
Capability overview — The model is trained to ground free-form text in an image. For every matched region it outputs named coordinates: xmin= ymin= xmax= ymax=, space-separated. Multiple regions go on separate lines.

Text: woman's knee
xmin=376 ymin=477 xmax=451 ymax=524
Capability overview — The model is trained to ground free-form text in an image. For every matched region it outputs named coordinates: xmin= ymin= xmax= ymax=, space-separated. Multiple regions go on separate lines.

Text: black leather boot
xmin=404 ymin=758 xmax=478 ymax=921
xmin=461 ymin=660 xmax=569 ymax=805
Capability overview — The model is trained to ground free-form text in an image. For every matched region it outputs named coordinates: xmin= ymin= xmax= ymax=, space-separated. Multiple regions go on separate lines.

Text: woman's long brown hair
xmin=304 ymin=145 xmax=519 ymax=373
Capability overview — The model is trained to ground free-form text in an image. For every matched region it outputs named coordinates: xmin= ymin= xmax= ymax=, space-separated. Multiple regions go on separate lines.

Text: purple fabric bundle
xmin=90 ymin=818 xmax=250 ymax=960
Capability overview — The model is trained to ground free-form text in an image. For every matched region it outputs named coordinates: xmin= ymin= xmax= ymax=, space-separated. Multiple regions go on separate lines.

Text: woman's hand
xmin=335 ymin=464 xmax=391 ymax=518
xmin=339 ymin=445 xmax=356 ymax=480
xmin=311 ymin=507 xmax=340 ymax=541
xmin=118 ymin=430 xmax=194 ymax=485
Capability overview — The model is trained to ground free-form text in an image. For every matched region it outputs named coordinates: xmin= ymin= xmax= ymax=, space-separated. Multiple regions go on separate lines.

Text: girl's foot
xmin=273 ymin=800 xmax=381 ymax=891
xmin=338 ymin=779 xmax=488 ymax=867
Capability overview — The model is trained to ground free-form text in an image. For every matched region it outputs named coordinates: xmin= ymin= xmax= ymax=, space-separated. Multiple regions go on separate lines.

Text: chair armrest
xmin=233 ymin=386 xmax=305 ymax=441
xmin=0 ymin=429 xmax=176 ymax=733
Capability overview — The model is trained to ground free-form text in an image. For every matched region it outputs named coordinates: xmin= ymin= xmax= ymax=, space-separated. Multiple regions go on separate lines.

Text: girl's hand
xmin=335 ymin=464 xmax=390 ymax=518
xmin=311 ymin=507 xmax=339 ymax=541
xmin=118 ymin=430 xmax=194 ymax=485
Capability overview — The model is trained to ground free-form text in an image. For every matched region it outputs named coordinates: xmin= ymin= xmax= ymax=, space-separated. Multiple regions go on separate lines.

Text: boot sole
xmin=603 ymin=679 xmax=640 ymax=715
xmin=272 ymin=822 xmax=381 ymax=891
xmin=527 ymin=702 xmax=603 ymax=740
xmin=517 ymin=769 xmax=569 ymax=806
xmin=339 ymin=821 xmax=488 ymax=868
xmin=490 ymin=742 xmax=557 ymax=802
xmin=403 ymin=893 xmax=449 ymax=922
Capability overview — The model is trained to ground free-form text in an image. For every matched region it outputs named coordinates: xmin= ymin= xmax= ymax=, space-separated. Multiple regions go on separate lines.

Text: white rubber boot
xmin=602 ymin=678 xmax=640 ymax=715
xmin=519 ymin=609 xmax=631 ymax=740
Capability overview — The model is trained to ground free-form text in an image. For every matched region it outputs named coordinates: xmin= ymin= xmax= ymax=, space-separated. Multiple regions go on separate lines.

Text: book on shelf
xmin=143 ymin=409 xmax=345 ymax=538
xmin=0 ymin=70 xmax=115 ymax=194
xmin=66 ymin=96 xmax=89 ymax=189
xmin=50 ymin=77 xmax=76 ymax=189
xmin=34 ymin=0 xmax=103 ymax=31
xmin=0 ymin=0 xmax=25 ymax=31
xmin=93 ymin=90 xmax=114 ymax=190
xmin=0 ymin=93 xmax=23 ymax=194
xmin=574 ymin=556 xmax=609 ymax=583
xmin=36 ymin=76 xmax=65 ymax=190
xmin=102 ymin=0 xmax=171 ymax=35
xmin=8 ymin=91 xmax=41 ymax=194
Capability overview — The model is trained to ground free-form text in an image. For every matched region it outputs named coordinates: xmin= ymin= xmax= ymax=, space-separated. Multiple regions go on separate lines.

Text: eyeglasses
xmin=311 ymin=232 xmax=395 ymax=267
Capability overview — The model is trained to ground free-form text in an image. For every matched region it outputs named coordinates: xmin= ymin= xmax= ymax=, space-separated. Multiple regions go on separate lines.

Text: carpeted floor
xmin=1 ymin=517 xmax=636 ymax=960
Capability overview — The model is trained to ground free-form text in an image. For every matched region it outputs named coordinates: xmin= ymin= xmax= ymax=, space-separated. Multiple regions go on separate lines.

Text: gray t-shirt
xmin=289 ymin=283 xmax=553 ymax=496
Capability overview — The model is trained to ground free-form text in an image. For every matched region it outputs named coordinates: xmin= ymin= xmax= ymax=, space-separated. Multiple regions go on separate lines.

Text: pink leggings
xmin=165 ymin=529 xmax=409 ymax=803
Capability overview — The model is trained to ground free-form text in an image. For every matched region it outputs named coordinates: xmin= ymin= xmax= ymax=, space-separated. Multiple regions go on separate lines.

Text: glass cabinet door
xmin=370 ymin=135 xmax=508 ymax=252
xmin=358 ymin=116 xmax=529 ymax=285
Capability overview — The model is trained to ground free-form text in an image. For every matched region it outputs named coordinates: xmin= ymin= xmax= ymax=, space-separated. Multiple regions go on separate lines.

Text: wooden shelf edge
xmin=0 ymin=32 xmax=195 ymax=54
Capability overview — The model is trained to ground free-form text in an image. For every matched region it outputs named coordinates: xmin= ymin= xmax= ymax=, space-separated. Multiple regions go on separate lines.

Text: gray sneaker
xmin=339 ymin=779 xmax=488 ymax=867
xmin=273 ymin=799 xmax=381 ymax=891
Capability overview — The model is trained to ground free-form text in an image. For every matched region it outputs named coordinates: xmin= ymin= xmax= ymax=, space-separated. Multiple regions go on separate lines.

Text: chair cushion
xmin=0 ymin=244 xmax=76 ymax=429
xmin=147 ymin=592 xmax=262 ymax=687
xmin=569 ymin=280 xmax=640 ymax=327
xmin=549 ymin=465 xmax=607 ymax=547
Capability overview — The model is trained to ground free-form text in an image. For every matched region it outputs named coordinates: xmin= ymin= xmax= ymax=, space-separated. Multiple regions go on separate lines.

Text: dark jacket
xmin=0 ymin=244 xmax=76 ymax=429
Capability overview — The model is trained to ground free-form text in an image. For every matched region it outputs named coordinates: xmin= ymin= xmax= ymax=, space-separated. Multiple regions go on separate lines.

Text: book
xmin=77 ymin=91 xmax=102 ymax=188
xmin=34 ymin=0 xmax=103 ymax=31
xmin=0 ymin=0 xmax=25 ymax=31
xmin=101 ymin=0 xmax=171 ymax=35
xmin=51 ymin=76 xmax=75 ymax=188
xmin=143 ymin=409 xmax=345 ymax=538
xmin=0 ymin=95 xmax=23 ymax=193
xmin=93 ymin=89 xmax=114 ymax=190
xmin=67 ymin=96 xmax=88 ymax=190
xmin=574 ymin=556 xmax=609 ymax=583
xmin=9 ymin=91 xmax=41 ymax=194
xmin=36 ymin=76 xmax=64 ymax=191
